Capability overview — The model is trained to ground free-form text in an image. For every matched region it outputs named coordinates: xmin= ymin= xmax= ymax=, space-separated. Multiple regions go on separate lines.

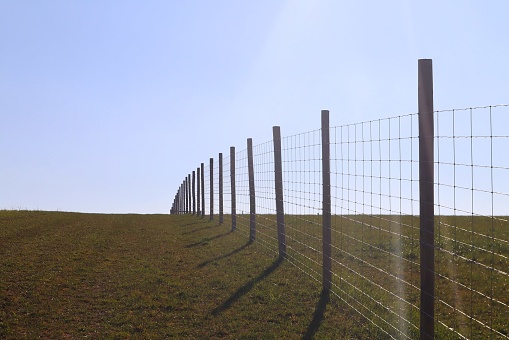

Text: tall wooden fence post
xmin=219 ymin=153 xmax=224 ymax=224
xmin=192 ymin=171 xmax=196 ymax=214
xmin=230 ymin=146 xmax=237 ymax=231
xmin=182 ymin=182 xmax=185 ymax=214
xmin=247 ymin=138 xmax=256 ymax=241
xmin=186 ymin=177 xmax=189 ymax=214
xmin=188 ymin=174 xmax=191 ymax=214
xmin=197 ymin=167 xmax=201 ymax=215
xmin=183 ymin=179 xmax=186 ymax=214
xmin=210 ymin=158 xmax=214 ymax=221
xmin=273 ymin=126 xmax=286 ymax=259
xmin=201 ymin=163 xmax=205 ymax=217
xmin=175 ymin=191 xmax=178 ymax=214
xmin=183 ymin=181 xmax=186 ymax=214
xmin=418 ymin=58 xmax=435 ymax=340
xmin=321 ymin=110 xmax=332 ymax=291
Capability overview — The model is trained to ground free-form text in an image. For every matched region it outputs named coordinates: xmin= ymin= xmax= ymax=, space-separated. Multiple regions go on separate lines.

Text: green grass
xmin=1 ymin=211 xmax=378 ymax=339
xmin=232 ymin=213 xmax=509 ymax=339
xmin=2 ymin=211 xmax=507 ymax=339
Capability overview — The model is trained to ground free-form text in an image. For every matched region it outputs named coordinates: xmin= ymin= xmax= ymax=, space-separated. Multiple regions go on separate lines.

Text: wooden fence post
xmin=182 ymin=182 xmax=185 ymax=214
xmin=219 ymin=153 xmax=224 ymax=224
xmin=418 ymin=58 xmax=435 ymax=340
xmin=177 ymin=187 xmax=180 ymax=214
xmin=201 ymin=163 xmax=205 ymax=217
xmin=192 ymin=171 xmax=196 ymax=214
xmin=183 ymin=181 xmax=186 ymax=214
xmin=197 ymin=167 xmax=201 ymax=215
xmin=273 ymin=126 xmax=286 ymax=259
xmin=247 ymin=138 xmax=256 ymax=241
xmin=183 ymin=179 xmax=186 ymax=214
xmin=210 ymin=158 xmax=214 ymax=221
xmin=230 ymin=146 xmax=237 ymax=231
xmin=321 ymin=110 xmax=332 ymax=291
xmin=175 ymin=189 xmax=178 ymax=214
xmin=188 ymin=174 xmax=191 ymax=214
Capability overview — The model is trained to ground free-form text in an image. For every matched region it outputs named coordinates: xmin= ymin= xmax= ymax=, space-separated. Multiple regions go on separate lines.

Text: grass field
xmin=231 ymin=213 xmax=509 ymax=339
xmin=2 ymin=211 xmax=507 ymax=339
xmin=1 ymin=210 xmax=381 ymax=339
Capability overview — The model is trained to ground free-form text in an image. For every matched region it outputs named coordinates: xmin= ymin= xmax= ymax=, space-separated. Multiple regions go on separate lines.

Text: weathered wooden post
xmin=177 ymin=188 xmax=180 ymax=214
xmin=183 ymin=181 xmax=186 ymax=214
xmin=247 ymin=138 xmax=256 ymax=241
xmin=219 ymin=153 xmax=224 ymax=224
xmin=230 ymin=147 xmax=237 ymax=231
xmin=183 ymin=179 xmax=187 ymax=214
xmin=197 ymin=167 xmax=201 ymax=215
xmin=180 ymin=183 xmax=183 ymax=214
xmin=210 ymin=158 xmax=214 ymax=221
xmin=273 ymin=126 xmax=286 ymax=259
xmin=192 ymin=171 xmax=196 ymax=214
xmin=418 ymin=58 xmax=435 ymax=340
xmin=321 ymin=110 xmax=332 ymax=291
xmin=201 ymin=162 xmax=205 ymax=217
xmin=187 ymin=174 xmax=191 ymax=214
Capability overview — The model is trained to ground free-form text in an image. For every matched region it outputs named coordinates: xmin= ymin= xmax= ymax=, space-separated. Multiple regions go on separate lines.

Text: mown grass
xmin=232 ymin=213 xmax=509 ymax=339
xmin=3 ymin=211 xmax=507 ymax=339
xmin=1 ymin=211 xmax=380 ymax=339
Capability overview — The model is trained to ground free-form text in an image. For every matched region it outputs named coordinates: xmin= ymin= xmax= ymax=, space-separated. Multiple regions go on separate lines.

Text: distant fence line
xmin=170 ymin=59 xmax=509 ymax=339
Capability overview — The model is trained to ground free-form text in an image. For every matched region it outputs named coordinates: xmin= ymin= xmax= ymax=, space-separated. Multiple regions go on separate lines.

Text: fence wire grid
xmin=171 ymin=104 xmax=509 ymax=339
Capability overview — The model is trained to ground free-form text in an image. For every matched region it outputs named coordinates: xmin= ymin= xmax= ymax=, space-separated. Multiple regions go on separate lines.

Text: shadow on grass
xmin=181 ymin=223 xmax=222 ymax=235
xmin=184 ymin=230 xmax=232 ymax=248
xmin=198 ymin=240 xmax=252 ymax=268
xmin=302 ymin=289 xmax=330 ymax=340
xmin=212 ymin=257 xmax=283 ymax=316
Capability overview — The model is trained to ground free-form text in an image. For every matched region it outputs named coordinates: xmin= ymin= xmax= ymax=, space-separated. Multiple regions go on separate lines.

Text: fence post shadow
xmin=211 ymin=256 xmax=283 ymax=316
xmin=180 ymin=221 xmax=223 ymax=235
xmin=302 ymin=288 xmax=330 ymax=340
xmin=198 ymin=239 xmax=253 ymax=268
xmin=184 ymin=229 xmax=232 ymax=248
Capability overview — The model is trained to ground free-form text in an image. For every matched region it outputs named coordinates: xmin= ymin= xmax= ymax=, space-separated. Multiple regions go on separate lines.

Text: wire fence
xmin=169 ymin=60 xmax=508 ymax=339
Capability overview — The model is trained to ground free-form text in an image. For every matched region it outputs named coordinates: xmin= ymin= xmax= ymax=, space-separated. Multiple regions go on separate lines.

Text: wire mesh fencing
xmin=329 ymin=114 xmax=421 ymax=338
xmin=434 ymin=105 xmax=509 ymax=339
xmin=234 ymin=147 xmax=251 ymax=239
xmin=251 ymin=140 xmax=278 ymax=253
xmin=170 ymin=105 xmax=509 ymax=338
xmin=169 ymin=60 xmax=508 ymax=339
xmin=281 ymin=129 xmax=323 ymax=285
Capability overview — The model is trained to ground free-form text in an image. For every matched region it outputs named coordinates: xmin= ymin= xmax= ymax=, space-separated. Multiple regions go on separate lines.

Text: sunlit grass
xmin=1 ymin=211 xmax=378 ymax=339
xmin=2 ymin=211 xmax=506 ymax=338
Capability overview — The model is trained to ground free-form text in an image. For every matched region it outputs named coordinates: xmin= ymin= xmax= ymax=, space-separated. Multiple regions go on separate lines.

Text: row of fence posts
xmin=170 ymin=59 xmax=435 ymax=339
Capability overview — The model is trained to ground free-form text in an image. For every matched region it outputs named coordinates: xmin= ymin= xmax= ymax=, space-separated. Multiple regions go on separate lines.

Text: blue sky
xmin=1 ymin=1 xmax=508 ymax=213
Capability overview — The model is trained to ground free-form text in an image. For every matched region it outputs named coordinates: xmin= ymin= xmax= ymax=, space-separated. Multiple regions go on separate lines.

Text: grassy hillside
xmin=0 ymin=211 xmax=377 ymax=339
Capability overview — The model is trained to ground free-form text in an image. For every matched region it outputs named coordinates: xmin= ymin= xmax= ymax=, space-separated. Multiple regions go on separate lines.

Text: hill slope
xmin=1 ymin=211 xmax=375 ymax=339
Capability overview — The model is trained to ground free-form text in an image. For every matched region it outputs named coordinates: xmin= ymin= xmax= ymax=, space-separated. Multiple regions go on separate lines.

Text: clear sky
xmin=1 ymin=1 xmax=508 ymax=214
